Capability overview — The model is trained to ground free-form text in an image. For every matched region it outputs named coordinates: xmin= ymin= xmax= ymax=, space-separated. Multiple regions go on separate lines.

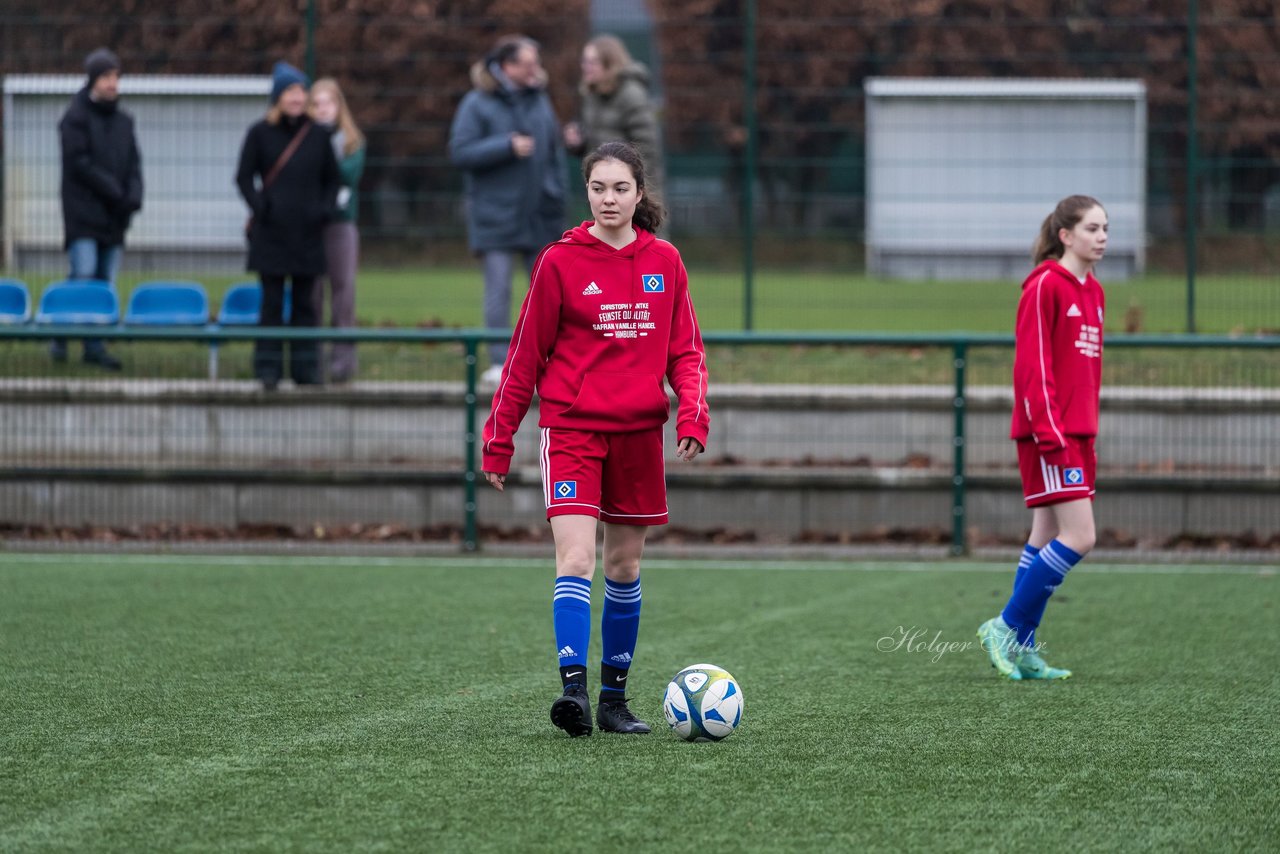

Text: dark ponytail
xmin=1033 ymin=194 xmax=1104 ymax=264
xmin=582 ymin=141 xmax=666 ymax=233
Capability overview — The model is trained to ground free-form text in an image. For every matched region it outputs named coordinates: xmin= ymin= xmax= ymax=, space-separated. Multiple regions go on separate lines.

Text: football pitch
xmin=2 ymin=554 xmax=1276 ymax=852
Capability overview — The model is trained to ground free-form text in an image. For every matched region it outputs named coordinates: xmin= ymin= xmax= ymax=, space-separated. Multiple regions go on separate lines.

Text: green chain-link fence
xmin=2 ymin=2 xmax=1277 ymax=333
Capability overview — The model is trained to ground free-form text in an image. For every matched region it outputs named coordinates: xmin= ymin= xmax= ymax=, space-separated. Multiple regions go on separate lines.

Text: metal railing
xmin=3 ymin=4 xmax=1278 ymax=332
xmin=3 ymin=325 xmax=1278 ymax=556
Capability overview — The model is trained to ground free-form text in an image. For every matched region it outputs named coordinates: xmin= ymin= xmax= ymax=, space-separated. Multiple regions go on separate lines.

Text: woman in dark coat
xmin=236 ymin=61 xmax=339 ymax=389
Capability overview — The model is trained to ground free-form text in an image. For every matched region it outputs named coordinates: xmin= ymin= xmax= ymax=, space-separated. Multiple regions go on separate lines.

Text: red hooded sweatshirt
xmin=482 ymin=222 xmax=710 ymax=476
xmin=1010 ymin=259 xmax=1105 ymax=461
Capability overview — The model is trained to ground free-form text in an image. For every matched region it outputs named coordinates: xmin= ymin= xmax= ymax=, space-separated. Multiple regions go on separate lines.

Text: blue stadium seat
xmin=42 ymin=277 xmax=117 ymax=295
xmin=217 ymin=281 xmax=292 ymax=325
xmin=0 ymin=279 xmax=32 ymax=324
xmin=216 ymin=281 xmax=262 ymax=325
xmin=208 ymin=282 xmax=291 ymax=380
xmin=125 ymin=281 xmax=210 ymax=325
xmin=35 ymin=280 xmax=120 ymax=325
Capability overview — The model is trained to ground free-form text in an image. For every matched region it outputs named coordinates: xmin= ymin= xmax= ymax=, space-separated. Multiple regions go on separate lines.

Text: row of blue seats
xmin=0 ymin=279 xmax=291 ymax=327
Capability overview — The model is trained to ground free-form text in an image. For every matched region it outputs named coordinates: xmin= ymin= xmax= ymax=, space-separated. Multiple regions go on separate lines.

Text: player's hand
xmin=511 ymin=134 xmax=535 ymax=158
xmin=675 ymin=437 xmax=704 ymax=461
xmin=484 ymin=471 xmax=506 ymax=491
xmin=563 ymin=123 xmax=582 ymax=148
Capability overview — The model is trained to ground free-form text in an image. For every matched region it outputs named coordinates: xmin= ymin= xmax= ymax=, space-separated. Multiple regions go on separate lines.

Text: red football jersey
xmin=482 ymin=222 xmax=710 ymax=476
xmin=1009 ymin=259 xmax=1105 ymax=455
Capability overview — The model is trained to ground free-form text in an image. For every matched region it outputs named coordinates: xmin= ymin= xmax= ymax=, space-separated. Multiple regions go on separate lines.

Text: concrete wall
xmin=1 ymin=379 xmax=1277 ymax=544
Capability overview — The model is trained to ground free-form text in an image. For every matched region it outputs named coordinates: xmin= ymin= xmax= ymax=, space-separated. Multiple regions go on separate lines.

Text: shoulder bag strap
xmin=262 ymin=121 xmax=312 ymax=190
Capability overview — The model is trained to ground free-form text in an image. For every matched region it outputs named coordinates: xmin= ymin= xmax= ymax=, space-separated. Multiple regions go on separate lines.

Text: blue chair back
xmin=0 ymin=279 xmax=32 ymax=324
xmin=35 ymin=281 xmax=120 ymax=325
xmin=125 ymin=281 xmax=210 ymax=325
xmin=216 ymin=282 xmax=261 ymax=325
xmin=217 ymin=282 xmax=291 ymax=325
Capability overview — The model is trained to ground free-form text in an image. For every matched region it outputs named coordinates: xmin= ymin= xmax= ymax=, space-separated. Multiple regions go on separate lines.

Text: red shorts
xmin=539 ymin=427 xmax=669 ymax=525
xmin=1017 ymin=437 xmax=1096 ymax=508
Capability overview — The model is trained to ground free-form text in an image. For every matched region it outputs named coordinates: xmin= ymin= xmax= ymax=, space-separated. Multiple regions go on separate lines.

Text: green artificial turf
xmin=1 ymin=554 xmax=1276 ymax=852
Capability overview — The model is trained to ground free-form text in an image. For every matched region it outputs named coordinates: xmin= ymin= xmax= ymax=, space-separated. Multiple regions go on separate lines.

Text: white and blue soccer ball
xmin=662 ymin=663 xmax=743 ymax=742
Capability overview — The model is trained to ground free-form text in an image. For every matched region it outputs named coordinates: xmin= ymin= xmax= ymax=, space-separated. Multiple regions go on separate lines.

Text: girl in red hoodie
xmin=482 ymin=141 xmax=710 ymax=736
xmin=978 ymin=195 xmax=1108 ymax=682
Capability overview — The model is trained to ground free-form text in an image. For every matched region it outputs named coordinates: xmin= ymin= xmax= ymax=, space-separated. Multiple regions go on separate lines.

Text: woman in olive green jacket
xmin=564 ymin=35 xmax=665 ymax=199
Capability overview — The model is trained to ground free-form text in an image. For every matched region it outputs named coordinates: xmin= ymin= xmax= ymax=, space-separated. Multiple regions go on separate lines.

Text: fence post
xmin=463 ymin=338 xmax=479 ymax=552
xmin=951 ymin=341 xmax=968 ymax=556
xmin=741 ymin=0 xmax=757 ymax=331
xmin=1185 ymin=0 xmax=1199 ymax=334
xmin=304 ymin=0 xmax=317 ymax=80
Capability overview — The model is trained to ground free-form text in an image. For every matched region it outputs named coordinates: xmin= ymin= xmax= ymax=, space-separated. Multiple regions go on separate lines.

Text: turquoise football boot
xmin=976 ymin=616 xmax=1022 ymax=680
xmin=1015 ymin=645 xmax=1072 ymax=680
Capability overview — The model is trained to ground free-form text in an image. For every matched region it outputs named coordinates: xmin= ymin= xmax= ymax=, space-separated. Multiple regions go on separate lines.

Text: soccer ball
xmin=662 ymin=663 xmax=743 ymax=742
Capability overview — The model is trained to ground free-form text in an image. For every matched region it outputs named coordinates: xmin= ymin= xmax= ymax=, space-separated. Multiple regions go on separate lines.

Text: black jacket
xmin=236 ymin=115 xmax=339 ymax=276
xmin=59 ymin=87 xmax=143 ymax=248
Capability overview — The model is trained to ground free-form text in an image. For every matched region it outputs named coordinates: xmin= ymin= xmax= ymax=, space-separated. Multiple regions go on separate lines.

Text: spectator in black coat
xmin=235 ymin=61 xmax=339 ymax=390
xmin=54 ymin=47 xmax=143 ymax=370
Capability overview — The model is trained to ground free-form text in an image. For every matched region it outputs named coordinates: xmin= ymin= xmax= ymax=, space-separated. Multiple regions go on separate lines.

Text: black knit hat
xmin=85 ymin=48 xmax=121 ymax=85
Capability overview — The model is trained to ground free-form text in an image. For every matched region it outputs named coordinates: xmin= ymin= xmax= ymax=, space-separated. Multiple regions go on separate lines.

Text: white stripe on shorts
xmin=1027 ymin=456 xmax=1088 ymax=501
xmin=540 ymin=427 xmax=551 ymax=507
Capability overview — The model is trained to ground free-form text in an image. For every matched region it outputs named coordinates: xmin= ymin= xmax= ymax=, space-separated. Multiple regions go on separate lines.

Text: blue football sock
xmin=600 ymin=576 xmax=641 ymax=698
xmin=1002 ymin=539 xmax=1082 ymax=646
xmin=1014 ymin=544 xmax=1040 ymax=592
xmin=1013 ymin=544 xmax=1041 ymax=643
xmin=553 ymin=576 xmax=592 ymax=683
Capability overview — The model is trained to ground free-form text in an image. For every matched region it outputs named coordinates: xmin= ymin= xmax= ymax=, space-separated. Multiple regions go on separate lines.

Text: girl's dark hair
xmin=1033 ymin=195 xmax=1104 ymax=263
xmin=487 ymin=35 xmax=539 ymax=68
xmin=582 ymin=141 xmax=665 ymax=233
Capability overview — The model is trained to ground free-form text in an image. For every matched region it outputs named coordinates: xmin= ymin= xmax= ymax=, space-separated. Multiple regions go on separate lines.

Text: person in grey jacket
xmin=449 ymin=35 xmax=567 ymax=383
